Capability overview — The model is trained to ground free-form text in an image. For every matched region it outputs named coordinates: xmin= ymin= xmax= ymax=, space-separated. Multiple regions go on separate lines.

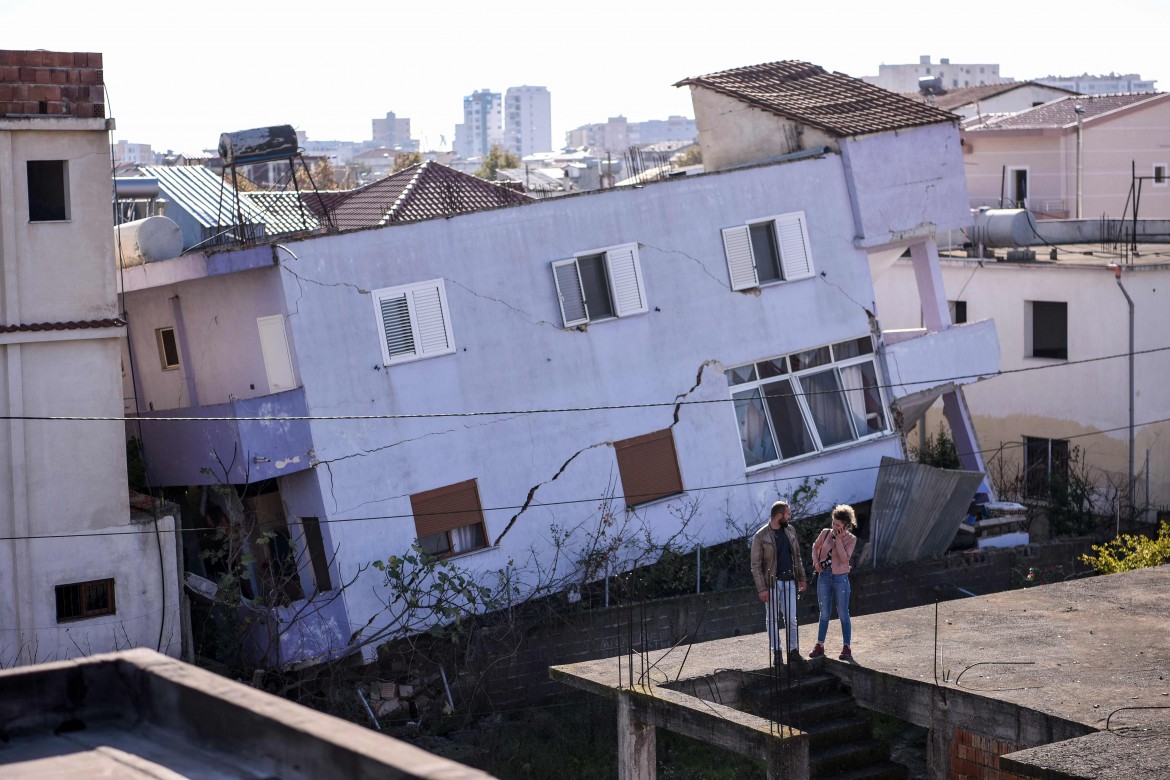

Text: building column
xmin=908 ymin=239 xmax=994 ymax=498
xmin=908 ymin=239 xmax=951 ymax=334
xmin=617 ymin=690 xmax=656 ymax=780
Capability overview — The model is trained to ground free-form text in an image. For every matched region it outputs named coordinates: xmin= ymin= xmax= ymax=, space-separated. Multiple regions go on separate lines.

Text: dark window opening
xmin=301 ymin=517 xmax=334 ymax=592
xmin=27 ymin=160 xmax=69 ymax=221
xmin=1025 ymin=437 xmax=1070 ymax=499
xmin=749 ymin=222 xmax=781 ymax=283
xmin=949 ymin=300 xmax=968 ymax=324
xmin=56 ymin=579 xmax=116 ymax=621
xmin=1031 ymin=301 xmax=1068 ymax=359
xmin=577 ymin=254 xmax=615 ymax=320
xmin=157 ymin=327 xmax=180 ymax=369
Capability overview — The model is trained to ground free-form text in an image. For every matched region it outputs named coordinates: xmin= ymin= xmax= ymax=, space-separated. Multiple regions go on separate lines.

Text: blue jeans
xmin=816 ymin=572 xmax=851 ymax=645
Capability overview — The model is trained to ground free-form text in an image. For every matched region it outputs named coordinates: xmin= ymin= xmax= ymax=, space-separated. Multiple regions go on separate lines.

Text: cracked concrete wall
xmin=252 ymin=156 xmax=909 ymax=655
xmin=839 ymin=123 xmax=971 ymax=247
xmin=117 ymin=149 xmax=965 ymax=658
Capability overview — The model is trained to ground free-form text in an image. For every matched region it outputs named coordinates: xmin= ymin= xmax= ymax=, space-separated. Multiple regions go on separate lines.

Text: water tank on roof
xmin=218 ymin=125 xmax=299 ymax=166
xmin=115 ymin=216 xmax=183 ymax=267
xmin=918 ymin=75 xmax=945 ymax=95
xmin=971 ymin=208 xmax=1039 ymax=248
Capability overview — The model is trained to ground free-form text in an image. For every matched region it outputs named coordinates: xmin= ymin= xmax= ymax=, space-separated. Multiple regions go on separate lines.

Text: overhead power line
xmin=3 ymin=414 xmax=1167 ymax=543
xmin=2 ymin=343 xmax=1168 ymax=425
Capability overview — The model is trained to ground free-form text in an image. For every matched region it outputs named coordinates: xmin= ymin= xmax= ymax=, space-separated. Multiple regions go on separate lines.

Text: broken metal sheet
xmin=863 ymin=456 xmax=985 ymax=567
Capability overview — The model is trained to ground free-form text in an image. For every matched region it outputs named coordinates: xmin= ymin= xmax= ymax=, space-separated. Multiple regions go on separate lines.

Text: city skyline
xmin=3 ymin=0 xmax=1166 ymax=155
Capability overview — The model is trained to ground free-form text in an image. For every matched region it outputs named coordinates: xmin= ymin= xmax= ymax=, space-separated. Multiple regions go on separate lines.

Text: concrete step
xmin=802 ymin=714 xmax=874 ymax=750
xmin=815 ymin=760 xmax=910 ymax=780
xmin=811 ymin=738 xmax=893 ymax=777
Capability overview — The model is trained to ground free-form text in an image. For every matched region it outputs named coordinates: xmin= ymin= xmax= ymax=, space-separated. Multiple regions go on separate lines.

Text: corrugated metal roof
xmin=863 ymin=456 xmax=985 ymax=567
xmin=674 ymin=60 xmax=957 ymax=137
xmin=240 ymin=191 xmax=319 ymax=235
xmin=141 ymin=165 xmax=266 ymax=229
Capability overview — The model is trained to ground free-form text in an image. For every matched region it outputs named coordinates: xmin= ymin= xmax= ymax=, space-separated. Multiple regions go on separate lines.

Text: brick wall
xmin=0 ymin=50 xmax=105 ymax=118
xmin=951 ymin=725 xmax=1028 ymax=780
xmin=459 ymin=539 xmax=1096 ymax=709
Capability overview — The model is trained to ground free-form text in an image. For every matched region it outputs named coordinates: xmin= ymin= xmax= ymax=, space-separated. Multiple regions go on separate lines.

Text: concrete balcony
xmin=134 ymin=387 xmax=313 ymax=486
xmin=880 ymin=319 xmax=1000 ymax=422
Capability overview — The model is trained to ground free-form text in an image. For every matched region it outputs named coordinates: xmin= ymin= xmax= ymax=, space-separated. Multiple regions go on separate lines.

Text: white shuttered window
xmin=551 ymin=243 xmax=647 ymax=328
xmin=721 ymin=211 xmax=814 ymax=291
xmin=371 ymin=279 xmax=456 ymax=366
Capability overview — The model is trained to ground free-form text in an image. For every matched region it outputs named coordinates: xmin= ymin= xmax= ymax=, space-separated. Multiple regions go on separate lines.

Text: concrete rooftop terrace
xmin=552 ymin=565 xmax=1170 ymax=779
xmin=0 ymin=648 xmax=494 ymax=779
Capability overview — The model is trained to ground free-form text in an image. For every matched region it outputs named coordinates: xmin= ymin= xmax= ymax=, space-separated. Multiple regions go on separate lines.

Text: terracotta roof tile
xmin=964 ymin=92 xmax=1167 ymax=131
xmin=674 ymin=60 xmax=956 ymax=137
xmin=307 ymin=161 xmax=533 ymax=231
xmin=901 ymin=81 xmax=1077 ymax=111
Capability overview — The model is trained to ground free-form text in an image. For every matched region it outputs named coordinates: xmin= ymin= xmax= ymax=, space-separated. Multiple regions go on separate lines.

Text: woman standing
xmin=809 ymin=504 xmax=858 ymax=660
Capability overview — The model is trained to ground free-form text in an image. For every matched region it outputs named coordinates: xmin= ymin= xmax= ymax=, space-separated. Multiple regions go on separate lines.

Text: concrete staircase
xmin=741 ymin=662 xmax=908 ymax=780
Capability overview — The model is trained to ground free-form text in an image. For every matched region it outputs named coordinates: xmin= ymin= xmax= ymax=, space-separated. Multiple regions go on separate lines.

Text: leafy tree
xmin=392 ymin=151 xmax=423 ymax=173
xmin=1081 ymin=521 xmax=1170 ymax=573
xmin=473 ymin=145 xmax=520 ymax=180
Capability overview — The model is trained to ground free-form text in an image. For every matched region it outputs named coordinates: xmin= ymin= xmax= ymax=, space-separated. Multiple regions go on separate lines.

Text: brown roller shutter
xmin=614 ymin=429 xmax=684 ymax=507
xmin=411 ymin=479 xmax=486 ymax=539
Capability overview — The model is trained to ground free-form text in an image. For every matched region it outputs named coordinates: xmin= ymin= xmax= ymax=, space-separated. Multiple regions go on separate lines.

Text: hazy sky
xmin=3 ymin=0 xmax=1166 ymax=155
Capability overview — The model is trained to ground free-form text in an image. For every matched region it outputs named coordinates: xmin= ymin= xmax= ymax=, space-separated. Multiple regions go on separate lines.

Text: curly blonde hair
xmin=831 ymin=504 xmax=857 ymax=529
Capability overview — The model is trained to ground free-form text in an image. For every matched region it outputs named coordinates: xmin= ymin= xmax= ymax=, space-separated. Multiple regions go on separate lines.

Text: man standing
xmin=751 ymin=500 xmax=807 ymax=667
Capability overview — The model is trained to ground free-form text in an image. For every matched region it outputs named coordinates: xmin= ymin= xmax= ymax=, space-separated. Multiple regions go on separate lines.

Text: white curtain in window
xmin=734 ymin=389 xmax=777 ymax=467
xmin=450 ymin=524 xmax=479 ymax=553
xmin=801 ymin=370 xmax=854 ymax=447
xmin=839 ymin=364 xmax=868 ymax=435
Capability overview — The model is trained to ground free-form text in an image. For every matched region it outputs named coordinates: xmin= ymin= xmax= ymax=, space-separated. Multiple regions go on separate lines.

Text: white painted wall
xmin=873 ymin=255 xmax=1170 ymax=510
xmin=0 ymin=117 xmax=180 ymax=665
xmin=123 ymin=123 xmax=980 ymax=657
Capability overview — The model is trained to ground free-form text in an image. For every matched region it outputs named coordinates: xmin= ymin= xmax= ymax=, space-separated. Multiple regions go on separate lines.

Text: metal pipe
xmin=1074 ymin=105 xmax=1085 ymax=219
xmin=1110 ymin=264 xmax=1135 ymax=518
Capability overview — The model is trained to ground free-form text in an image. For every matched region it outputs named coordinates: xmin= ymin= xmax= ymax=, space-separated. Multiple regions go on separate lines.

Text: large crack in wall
xmin=493 ymin=359 xmax=722 ymax=546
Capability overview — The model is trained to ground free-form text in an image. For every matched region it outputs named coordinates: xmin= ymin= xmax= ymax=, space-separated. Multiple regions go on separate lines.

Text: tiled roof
xmin=964 ymin=92 xmax=1167 ymax=131
xmin=674 ymin=61 xmax=956 ymax=137
xmin=902 ymin=81 xmax=1077 ymax=111
xmin=306 ymin=161 xmax=533 ymax=231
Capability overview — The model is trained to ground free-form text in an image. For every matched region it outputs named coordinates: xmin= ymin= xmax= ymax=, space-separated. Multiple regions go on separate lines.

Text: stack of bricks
xmin=950 ymin=726 xmax=1028 ymax=780
xmin=0 ymin=50 xmax=105 ymax=119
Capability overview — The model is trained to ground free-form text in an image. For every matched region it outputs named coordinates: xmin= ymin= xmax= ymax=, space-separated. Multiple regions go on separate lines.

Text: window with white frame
xmin=371 ymin=279 xmax=455 ymax=365
xmin=726 ymin=336 xmax=888 ymax=470
xmin=721 ymin=211 xmax=814 ymax=291
xmin=551 ymin=243 xmax=647 ymax=327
